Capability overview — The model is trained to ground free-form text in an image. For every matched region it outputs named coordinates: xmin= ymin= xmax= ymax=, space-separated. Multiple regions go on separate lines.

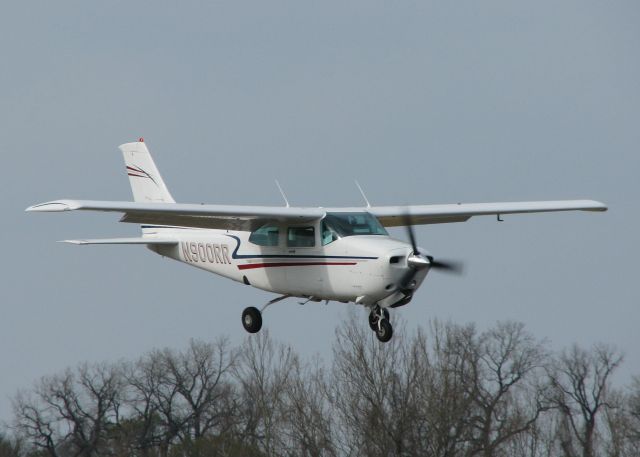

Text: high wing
xmin=26 ymin=199 xmax=324 ymax=230
xmin=370 ymin=200 xmax=607 ymax=226
xmin=26 ymin=198 xmax=607 ymax=229
xmin=61 ymin=237 xmax=179 ymax=245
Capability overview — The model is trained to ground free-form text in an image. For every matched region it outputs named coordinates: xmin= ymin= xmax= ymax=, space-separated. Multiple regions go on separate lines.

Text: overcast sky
xmin=1 ymin=1 xmax=639 ymax=422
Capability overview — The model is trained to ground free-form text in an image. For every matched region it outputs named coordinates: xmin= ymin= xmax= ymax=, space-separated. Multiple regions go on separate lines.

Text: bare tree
xmin=13 ymin=362 xmax=122 ymax=457
xmin=412 ymin=321 xmax=478 ymax=457
xmin=548 ymin=343 xmax=623 ymax=457
xmin=464 ymin=321 xmax=550 ymax=457
xmin=601 ymin=388 xmax=636 ymax=457
xmin=9 ymin=321 xmax=633 ymax=457
xmin=624 ymin=376 xmax=640 ymax=449
xmin=281 ymin=356 xmax=336 ymax=457
xmin=329 ymin=315 xmax=423 ymax=457
xmin=232 ymin=331 xmax=297 ymax=457
xmin=162 ymin=338 xmax=236 ymax=442
xmin=119 ymin=356 xmax=165 ymax=457
xmin=503 ymin=415 xmax=555 ymax=457
xmin=123 ymin=338 xmax=236 ymax=457
xmin=0 ymin=431 xmax=25 ymax=457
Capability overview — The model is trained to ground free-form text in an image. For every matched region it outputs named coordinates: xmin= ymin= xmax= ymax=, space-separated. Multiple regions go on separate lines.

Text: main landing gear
xmin=241 ymin=296 xmax=393 ymax=343
xmin=241 ymin=307 xmax=262 ymax=333
xmin=369 ymin=305 xmax=393 ymax=343
xmin=241 ymin=295 xmax=291 ymax=334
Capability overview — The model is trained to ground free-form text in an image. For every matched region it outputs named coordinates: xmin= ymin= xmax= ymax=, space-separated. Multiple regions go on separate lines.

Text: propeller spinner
xmin=403 ymin=213 xmax=464 ymax=275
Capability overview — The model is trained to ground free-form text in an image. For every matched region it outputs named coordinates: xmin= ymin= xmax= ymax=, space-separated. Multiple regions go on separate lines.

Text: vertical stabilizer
xmin=119 ymin=139 xmax=175 ymax=203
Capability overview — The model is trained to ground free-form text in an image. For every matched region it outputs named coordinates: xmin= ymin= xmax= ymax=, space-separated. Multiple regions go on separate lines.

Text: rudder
xmin=119 ymin=139 xmax=175 ymax=203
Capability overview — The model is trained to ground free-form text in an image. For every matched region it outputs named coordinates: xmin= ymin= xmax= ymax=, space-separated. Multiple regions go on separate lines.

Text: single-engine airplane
xmin=27 ymin=139 xmax=607 ymax=342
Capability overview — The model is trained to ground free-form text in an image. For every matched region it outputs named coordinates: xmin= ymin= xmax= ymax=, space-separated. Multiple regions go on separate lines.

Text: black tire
xmin=369 ymin=308 xmax=390 ymax=331
xmin=241 ymin=307 xmax=262 ymax=333
xmin=376 ymin=319 xmax=393 ymax=343
xmin=368 ymin=310 xmax=378 ymax=331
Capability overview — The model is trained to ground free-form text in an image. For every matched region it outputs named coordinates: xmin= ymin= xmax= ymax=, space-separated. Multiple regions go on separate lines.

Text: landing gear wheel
xmin=241 ymin=307 xmax=262 ymax=333
xmin=368 ymin=311 xmax=377 ymax=331
xmin=368 ymin=307 xmax=390 ymax=331
xmin=376 ymin=319 xmax=393 ymax=343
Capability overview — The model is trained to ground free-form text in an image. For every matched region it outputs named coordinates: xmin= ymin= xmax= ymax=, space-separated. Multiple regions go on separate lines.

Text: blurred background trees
xmin=4 ymin=317 xmax=639 ymax=457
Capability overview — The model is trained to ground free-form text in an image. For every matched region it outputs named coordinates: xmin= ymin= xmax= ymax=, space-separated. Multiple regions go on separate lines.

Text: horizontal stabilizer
xmin=61 ymin=237 xmax=178 ymax=246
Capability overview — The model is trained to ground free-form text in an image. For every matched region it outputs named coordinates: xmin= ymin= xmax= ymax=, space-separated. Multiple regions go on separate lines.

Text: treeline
xmin=2 ymin=317 xmax=640 ymax=457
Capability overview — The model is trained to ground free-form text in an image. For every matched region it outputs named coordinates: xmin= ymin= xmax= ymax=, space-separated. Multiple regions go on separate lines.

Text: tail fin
xmin=119 ymin=139 xmax=175 ymax=203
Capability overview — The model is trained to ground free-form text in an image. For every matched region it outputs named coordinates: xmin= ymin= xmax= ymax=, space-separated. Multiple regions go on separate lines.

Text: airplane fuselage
xmin=147 ymin=226 xmax=428 ymax=307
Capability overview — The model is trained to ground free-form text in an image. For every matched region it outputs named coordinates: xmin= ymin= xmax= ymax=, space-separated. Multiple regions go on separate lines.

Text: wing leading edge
xmin=26 ymin=199 xmax=325 ymax=230
xmin=26 ymin=198 xmax=607 ymax=230
xmin=61 ymin=237 xmax=179 ymax=245
xmin=369 ymin=200 xmax=607 ymax=226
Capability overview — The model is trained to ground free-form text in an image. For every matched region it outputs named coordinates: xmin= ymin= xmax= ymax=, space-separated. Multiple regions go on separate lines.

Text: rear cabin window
xmin=287 ymin=227 xmax=315 ymax=247
xmin=249 ymin=224 xmax=280 ymax=246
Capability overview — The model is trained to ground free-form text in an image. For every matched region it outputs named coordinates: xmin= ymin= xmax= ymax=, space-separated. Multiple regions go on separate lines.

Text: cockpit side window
xmin=249 ymin=224 xmax=280 ymax=246
xmin=321 ymin=219 xmax=339 ymax=245
xmin=323 ymin=212 xmax=388 ymax=238
xmin=287 ymin=227 xmax=315 ymax=247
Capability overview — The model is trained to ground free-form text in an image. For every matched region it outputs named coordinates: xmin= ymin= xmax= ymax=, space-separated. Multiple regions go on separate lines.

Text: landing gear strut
xmin=241 ymin=295 xmax=291 ymax=334
xmin=368 ymin=305 xmax=393 ymax=343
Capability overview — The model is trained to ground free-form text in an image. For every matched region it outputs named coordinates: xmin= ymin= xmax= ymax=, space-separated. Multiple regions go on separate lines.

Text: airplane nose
xmin=407 ymin=254 xmax=430 ymax=269
xmin=384 ymin=249 xmax=430 ymax=292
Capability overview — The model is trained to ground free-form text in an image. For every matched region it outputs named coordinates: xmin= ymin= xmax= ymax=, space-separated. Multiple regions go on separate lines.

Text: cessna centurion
xmin=27 ymin=139 xmax=607 ymax=342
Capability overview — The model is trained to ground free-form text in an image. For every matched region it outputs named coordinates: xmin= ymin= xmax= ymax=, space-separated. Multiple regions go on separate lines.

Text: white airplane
xmin=27 ymin=139 xmax=607 ymax=342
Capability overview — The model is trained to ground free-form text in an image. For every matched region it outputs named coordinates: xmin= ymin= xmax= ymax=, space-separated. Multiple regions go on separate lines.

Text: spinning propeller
xmin=403 ymin=214 xmax=464 ymax=275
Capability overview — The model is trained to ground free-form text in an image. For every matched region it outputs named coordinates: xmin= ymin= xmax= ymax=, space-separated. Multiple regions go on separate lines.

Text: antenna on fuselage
xmin=355 ymin=180 xmax=371 ymax=208
xmin=275 ymin=179 xmax=290 ymax=207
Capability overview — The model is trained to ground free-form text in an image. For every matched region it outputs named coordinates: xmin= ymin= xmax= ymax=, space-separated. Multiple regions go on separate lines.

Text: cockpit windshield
xmin=321 ymin=212 xmax=388 ymax=245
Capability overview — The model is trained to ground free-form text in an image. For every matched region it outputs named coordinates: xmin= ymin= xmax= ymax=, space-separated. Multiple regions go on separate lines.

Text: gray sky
xmin=1 ymin=1 xmax=639 ymax=421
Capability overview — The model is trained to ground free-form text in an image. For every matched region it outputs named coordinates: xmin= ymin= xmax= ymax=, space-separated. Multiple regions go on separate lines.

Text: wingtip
xmin=26 ymin=203 xmax=68 ymax=212
xmin=587 ymin=200 xmax=608 ymax=212
xmin=25 ymin=200 xmax=78 ymax=212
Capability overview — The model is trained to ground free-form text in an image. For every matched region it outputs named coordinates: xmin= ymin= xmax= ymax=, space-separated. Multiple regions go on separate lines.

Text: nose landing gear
xmin=368 ymin=305 xmax=393 ymax=343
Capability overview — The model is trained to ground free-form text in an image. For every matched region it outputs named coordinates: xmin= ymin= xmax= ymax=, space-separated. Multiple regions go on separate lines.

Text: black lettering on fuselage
xmin=190 ymin=242 xmax=199 ymax=262
xmin=222 ymin=245 xmax=231 ymax=264
xmin=197 ymin=243 xmax=206 ymax=262
xmin=205 ymin=244 xmax=215 ymax=263
xmin=181 ymin=242 xmax=232 ymax=265
xmin=181 ymin=242 xmax=192 ymax=261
